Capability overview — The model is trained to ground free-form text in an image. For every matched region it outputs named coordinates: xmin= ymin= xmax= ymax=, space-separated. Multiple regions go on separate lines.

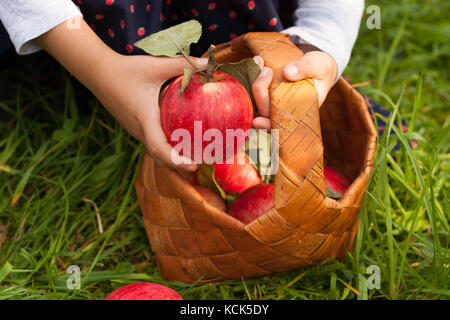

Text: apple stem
xmin=165 ymin=30 xmax=199 ymax=71
xmin=205 ymin=45 xmax=216 ymax=82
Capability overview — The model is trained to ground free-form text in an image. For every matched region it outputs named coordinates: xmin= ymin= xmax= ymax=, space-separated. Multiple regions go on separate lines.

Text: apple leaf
xmin=179 ymin=68 xmax=194 ymax=94
xmin=218 ymin=58 xmax=261 ymax=115
xmin=197 ymin=164 xmax=238 ymax=203
xmin=244 ymin=129 xmax=275 ymax=184
xmin=0 ymin=262 xmax=13 ymax=283
xmin=134 ymin=20 xmax=202 ymax=57
xmin=197 ymin=164 xmax=218 ymax=193
xmin=325 ymin=186 xmax=343 ymax=200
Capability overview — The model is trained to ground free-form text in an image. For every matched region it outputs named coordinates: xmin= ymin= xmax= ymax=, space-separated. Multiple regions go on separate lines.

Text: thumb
xmin=157 ymin=56 xmax=209 ymax=79
xmin=283 ymin=54 xmax=317 ymax=82
xmin=282 ymin=51 xmax=338 ymax=106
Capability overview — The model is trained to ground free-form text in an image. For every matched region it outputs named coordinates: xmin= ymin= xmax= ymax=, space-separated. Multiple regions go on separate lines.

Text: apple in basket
xmin=324 ymin=166 xmax=351 ymax=196
xmin=193 ymin=185 xmax=226 ymax=212
xmin=213 ymin=151 xmax=261 ymax=194
xmin=161 ymin=70 xmax=253 ymax=163
xmin=229 ymin=184 xmax=274 ymax=224
xmin=105 ymin=282 xmax=183 ymax=300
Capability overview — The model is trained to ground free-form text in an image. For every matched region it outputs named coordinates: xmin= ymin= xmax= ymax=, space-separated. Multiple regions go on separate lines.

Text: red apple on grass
xmin=193 ymin=185 xmax=226 ymax=212
xmin=161 ymin=71 xmax=253 ymax=164
xmin=213 ymin=151 xmax=261 ymax=194
xmin=324 ymin=166 xmax=351 ymax=195
xmin=105 ymin=282 xmax=183 ymax=300
xmin=229 ymin=183 xmax=274 ymax=224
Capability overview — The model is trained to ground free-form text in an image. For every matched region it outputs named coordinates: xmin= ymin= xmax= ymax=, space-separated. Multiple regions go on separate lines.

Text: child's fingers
xmin=153 ymin=142 xmax=198 ymax=172
xmin=156 ymin=56 xmax=208 ymax=79
xmin=252 ymin=66 xmax=273 ymax=118
xmin=282 ymin=52 xmax=337 ymax=106
xmin=252 ymin=117 xmax=271 ymax=129
xmin=143 ymin=107 xmax=198 ymax=172
xmin=193 ymin=57 xmax=209 ymax=68
xmin=283 ymin=54 xmax=316 ymax=82
xmin=253 ymin=56 xmax=264 ymax=70
xmin=145 ymin=133 xmax=198 ymax=172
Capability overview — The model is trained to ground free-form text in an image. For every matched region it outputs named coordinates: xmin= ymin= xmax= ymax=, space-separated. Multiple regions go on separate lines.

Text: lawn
xmin=0 ymin=0 xmax=448 ymax=300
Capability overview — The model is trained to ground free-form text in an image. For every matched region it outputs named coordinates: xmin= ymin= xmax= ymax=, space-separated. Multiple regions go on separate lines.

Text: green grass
xmin=0 ymin=0 xmax=448 ymax=300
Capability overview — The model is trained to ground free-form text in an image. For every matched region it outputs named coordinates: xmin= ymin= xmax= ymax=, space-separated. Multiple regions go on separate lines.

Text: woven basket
xmin=134 ymin=32 xmax=377 ymax=283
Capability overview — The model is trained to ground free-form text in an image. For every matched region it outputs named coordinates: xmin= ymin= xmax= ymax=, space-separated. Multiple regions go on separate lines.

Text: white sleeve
xmin=283 ymin=0 xmax=365 ymax=81
xmin=0 ymin=0 xmax=82 ymax=55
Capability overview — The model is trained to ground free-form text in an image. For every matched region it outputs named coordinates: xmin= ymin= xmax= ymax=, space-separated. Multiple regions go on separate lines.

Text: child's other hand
xmin=251 ymin=56 xmax=273 ymax=130
xmin=283 ymin=50 xmax=337 ymax=107
xmin=250 ymin=50 xmax=338 ymax=130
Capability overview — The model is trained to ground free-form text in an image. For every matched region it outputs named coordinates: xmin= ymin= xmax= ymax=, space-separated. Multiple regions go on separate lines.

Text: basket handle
xmin=213 ymin=32 xmax=325 ymax=208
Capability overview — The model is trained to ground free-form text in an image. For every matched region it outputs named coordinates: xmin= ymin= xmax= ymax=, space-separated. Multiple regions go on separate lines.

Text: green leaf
xmin=63 ymin=119 xmax=76 ymax=133
xmin=197 ymin=164 xmax=227 ymax=199
xmin=197 ymin=164 xmax=238 ymax=203
xmin=244 ymin=129 xmax=274 ymax=184
xmin=53 ymin=119 xmax=77 ymax=143
xmin=218 ymin=58 xmax=261 ymax=115
xmin=179 ymin=67 xmax=194 ymax=94
xmin=0 ymin=262 xmax=13 ymax=283
xmin=134 ymin=20 xmax=202 ymax=57
xmin=88 ymin=153 xmax=123 ymax=185
xmin=52 ymin=129 xmax=65 ymax=142
xmin=325 ymin=186 xmax=343 ymax=200
xmin=197 ymin=164 xmax=217 ymax=191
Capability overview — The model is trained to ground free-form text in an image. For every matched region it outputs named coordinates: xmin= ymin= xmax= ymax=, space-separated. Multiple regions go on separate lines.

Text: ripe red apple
xmin=105 ymin=282 xmax=183 ymax=300
xmin=229 ymin=184 xmax=274 ymax=224
xmin=324 ymin=166 xmax=351 ymax=195
xmin=161 ymin=71 xmax=253 ymax=163
xmin=213 ymin=151 xmax=261 ymax=194
xmin=193 ymin=185 xmax=226 ymax=212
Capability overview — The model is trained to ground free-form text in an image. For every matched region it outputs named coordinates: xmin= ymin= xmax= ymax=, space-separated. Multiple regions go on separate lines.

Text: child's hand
xmin=96 ymin=54 xmax=207 ymax=172
xmin=251 ymin=56 xmax=273 ymax=130
xmin=283 ymin=50 xmax=337 ymax=107
xmin=250 ymin=49 xmax=338 ymax=130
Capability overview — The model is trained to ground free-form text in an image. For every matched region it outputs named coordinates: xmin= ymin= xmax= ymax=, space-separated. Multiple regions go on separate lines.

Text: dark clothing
xmin=72 ymin=0 xmax=298 ymax=55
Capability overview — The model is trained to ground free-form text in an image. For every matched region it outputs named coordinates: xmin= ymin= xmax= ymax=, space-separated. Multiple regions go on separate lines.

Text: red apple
xmin=193 ymin=185 xmax=226 ymax=212
xmin=213 ymin=151 xmax=261 ymax=194
xmin=105 ymin=282 xmax=182 ymax=300
xmin=324 ymin=166 xmax=351 ymax=195
xmin=229 ymin=184 xmax=274 ymax=224
xmin=161 ymin=71 xmax=253 ymax=164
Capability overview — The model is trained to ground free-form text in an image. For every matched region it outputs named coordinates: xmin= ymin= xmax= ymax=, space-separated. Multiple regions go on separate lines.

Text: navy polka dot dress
xmin=73 ymin=0 xmax=298 ymax=56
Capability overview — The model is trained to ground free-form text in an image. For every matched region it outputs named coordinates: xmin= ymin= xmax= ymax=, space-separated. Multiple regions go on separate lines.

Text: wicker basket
xmin=134 ymin=32 xmax=377 ymax=283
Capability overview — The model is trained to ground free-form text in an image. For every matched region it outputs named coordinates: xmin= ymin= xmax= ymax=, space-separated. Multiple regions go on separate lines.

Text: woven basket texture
xmin=134 ymin=32 xmax=377 ymax=283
